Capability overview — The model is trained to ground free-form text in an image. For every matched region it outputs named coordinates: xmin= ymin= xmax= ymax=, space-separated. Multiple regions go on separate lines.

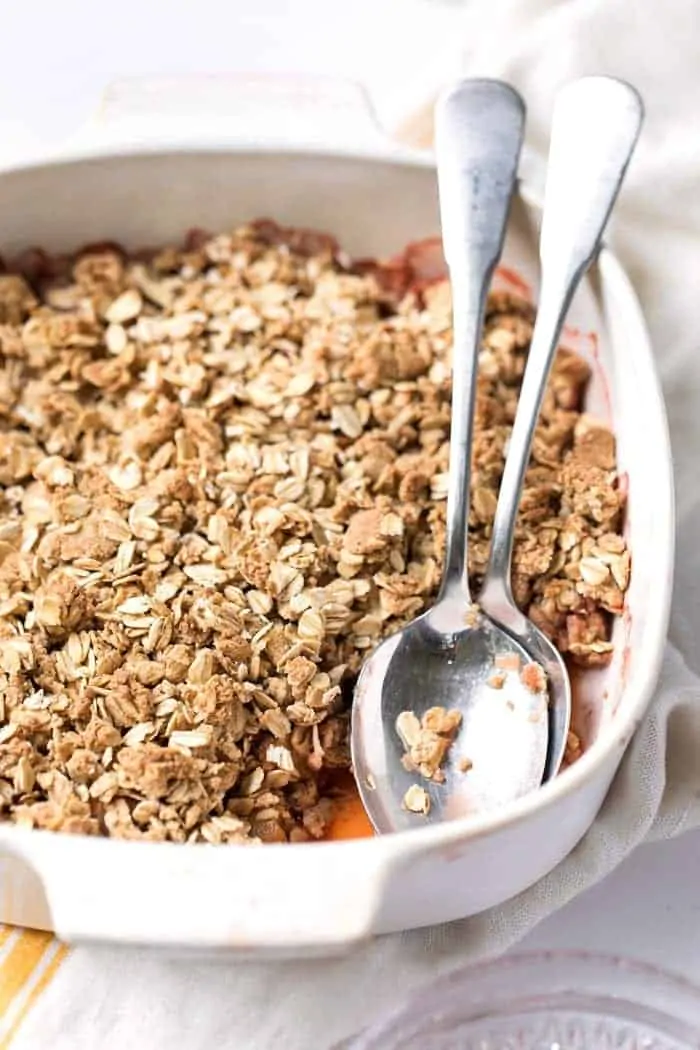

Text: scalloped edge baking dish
xmin=0 ymin=74 xmax=673 ymax=957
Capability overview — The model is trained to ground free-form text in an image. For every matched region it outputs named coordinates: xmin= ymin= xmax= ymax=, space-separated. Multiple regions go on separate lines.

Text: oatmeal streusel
xmin=396 ymin=706 xmax=462 ymax=784
xmin=0 ymin=221 xmax=628 ymax=843
xmin=402 ymin=783 xmax=431 ymax=815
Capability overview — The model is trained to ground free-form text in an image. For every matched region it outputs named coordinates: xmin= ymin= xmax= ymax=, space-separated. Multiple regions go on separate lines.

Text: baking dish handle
xmin=70 ymin=73 xmax=409 ymax=158
xmin=0 ymin=827 xmax=402 ymax=954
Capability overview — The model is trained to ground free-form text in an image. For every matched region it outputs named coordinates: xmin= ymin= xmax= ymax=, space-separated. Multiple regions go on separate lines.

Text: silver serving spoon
xmin=351 ymin=75 xmax=643 ymax=834
xmin=351 ymin=78 xmax=531 ymax=832
xmin=479 ymin=76 xmax=644 ymax=785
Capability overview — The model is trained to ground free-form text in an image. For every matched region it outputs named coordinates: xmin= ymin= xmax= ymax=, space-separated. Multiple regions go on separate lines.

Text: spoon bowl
xmin=353 ymin=598 xmax=549 ymax=832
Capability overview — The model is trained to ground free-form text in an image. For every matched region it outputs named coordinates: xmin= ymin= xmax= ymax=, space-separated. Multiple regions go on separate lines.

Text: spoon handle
xmin=482 ymin=76 xmax=644 ymax=600
xmin=435 ymin=79 xmax=525 ymax=600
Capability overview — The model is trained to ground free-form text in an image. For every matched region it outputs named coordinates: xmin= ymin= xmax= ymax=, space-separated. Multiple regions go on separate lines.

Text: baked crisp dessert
xmin=0 ymin=221 xmax=629 ymax=842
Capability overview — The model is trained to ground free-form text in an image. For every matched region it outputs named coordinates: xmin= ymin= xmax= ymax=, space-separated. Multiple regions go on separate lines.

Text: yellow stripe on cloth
xmin=0 ymin=930 xmax=53 ymax=1013
xmin=0 ymin=928 xmax=69 ymax=1047
xmin=0 ymin=936 xmax=69 ymax=1049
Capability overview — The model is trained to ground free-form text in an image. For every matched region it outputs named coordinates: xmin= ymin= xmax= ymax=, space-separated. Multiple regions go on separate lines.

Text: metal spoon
xmin=351 ymin=76 xmax=643 ymax=834
xmin=351 ymin=79 xmax=531 ymax=833
xmin=479 ymin=76 xmax=644 ymax=783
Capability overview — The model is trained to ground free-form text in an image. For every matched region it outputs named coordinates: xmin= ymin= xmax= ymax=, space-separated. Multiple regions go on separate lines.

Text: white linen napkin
xmin=3 ymin=2 xmax=700 ymax=1048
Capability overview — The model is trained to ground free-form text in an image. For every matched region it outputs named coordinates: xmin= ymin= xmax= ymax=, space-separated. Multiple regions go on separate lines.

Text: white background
xmin=2 ymin=0 xmax=700 ymax=1001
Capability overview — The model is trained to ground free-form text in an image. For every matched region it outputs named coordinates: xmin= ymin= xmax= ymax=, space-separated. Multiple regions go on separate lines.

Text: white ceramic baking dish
xmin=0 ymin=74 xmax=673 ymax=957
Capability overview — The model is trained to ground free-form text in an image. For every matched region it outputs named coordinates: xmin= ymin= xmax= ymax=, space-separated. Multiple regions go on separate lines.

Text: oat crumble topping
xmin=487 ymin=672 xmax=507 ymax=690
xmin=520 ymin=662 xmax=547 ymax=694
xmin=402 ymin=783 xmax=431 ymax=815
xmin=0 ymin=221 xmax=629 ymax=843
xmin=396 ymin=706 xmax=462 ymax=784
